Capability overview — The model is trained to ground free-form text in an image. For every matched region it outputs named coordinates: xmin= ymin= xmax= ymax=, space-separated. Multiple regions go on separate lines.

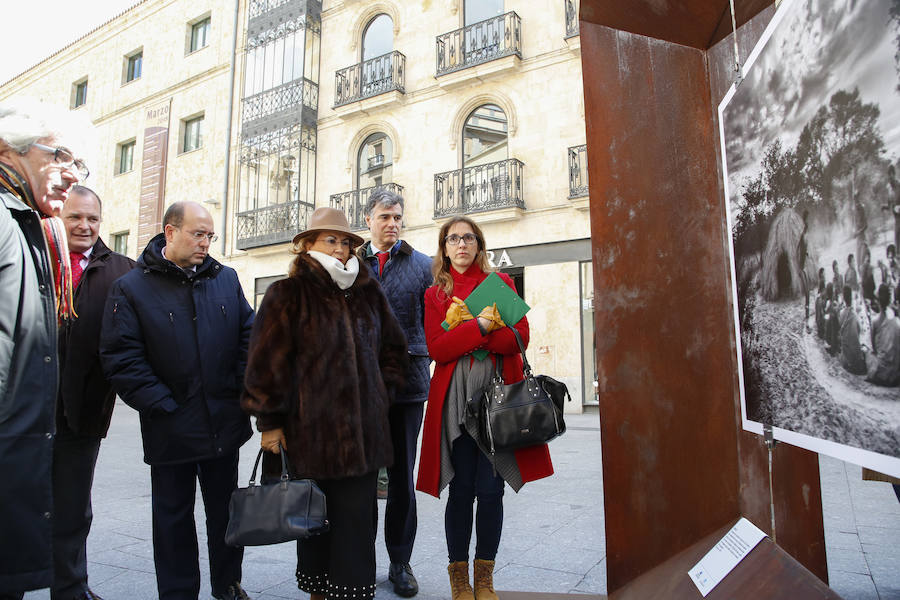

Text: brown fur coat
xmin=241 ymin=253 xmax=408 ymax=479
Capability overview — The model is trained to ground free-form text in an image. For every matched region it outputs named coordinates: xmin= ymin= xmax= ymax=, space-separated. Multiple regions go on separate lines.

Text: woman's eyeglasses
xmin=445 ymin=233 xmax=478 ymax=246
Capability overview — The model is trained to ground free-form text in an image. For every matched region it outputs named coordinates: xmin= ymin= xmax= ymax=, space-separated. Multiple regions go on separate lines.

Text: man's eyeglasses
xmin=31 ymin=143 xmax=90 ymax=181
xmin=183 ymin=229 xmax=218 ymax=243
xmin=445 ymin=233 xmax=478 ymax=246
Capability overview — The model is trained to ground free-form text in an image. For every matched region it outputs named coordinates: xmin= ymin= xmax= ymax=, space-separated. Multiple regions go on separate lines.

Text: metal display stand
xmin=494 ymin=2 xmax=839 ymax=598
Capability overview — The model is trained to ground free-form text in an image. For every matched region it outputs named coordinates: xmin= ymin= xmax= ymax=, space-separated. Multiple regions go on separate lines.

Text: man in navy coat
xmin=356 ymin=189 xmax=433 ymax=597
xmin=100 ymin=201 xmax=254 ymax=600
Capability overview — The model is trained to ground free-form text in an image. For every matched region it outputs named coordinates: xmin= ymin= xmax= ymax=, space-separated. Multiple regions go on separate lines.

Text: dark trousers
xmin=445 ymin=432 xmax=504 ymax=562
xmin=296 ymin=471 xmax=378 ymax=600
xmin=150 ymin=451 xmax=242 ymax=600
xmin=51 ymin=421 xmax=102 ymax=599
xmin=385 ymin=402 xmax=424 ymax=564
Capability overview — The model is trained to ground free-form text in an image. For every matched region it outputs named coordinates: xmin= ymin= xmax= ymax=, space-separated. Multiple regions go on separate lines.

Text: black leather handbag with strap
xmin=468 ymin=328 xmax=570 ymax=454
xmin=225 ymin=444 xmax=328 ymax=547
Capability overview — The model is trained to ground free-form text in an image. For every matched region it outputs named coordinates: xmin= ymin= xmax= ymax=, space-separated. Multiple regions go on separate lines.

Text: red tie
xmin=377 ymin=251 xmax=389 ymax=276
xmin=70 ymin=252 xmax=85 ymax=288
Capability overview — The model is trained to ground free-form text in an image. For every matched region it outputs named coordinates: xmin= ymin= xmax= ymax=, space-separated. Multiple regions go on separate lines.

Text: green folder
xmin=442 ymin=272 xmax=531 ymax=359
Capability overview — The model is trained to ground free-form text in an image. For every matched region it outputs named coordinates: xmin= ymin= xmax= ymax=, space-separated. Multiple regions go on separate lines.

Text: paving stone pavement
xmin=22 ymin=404 xmax=899 ymax=599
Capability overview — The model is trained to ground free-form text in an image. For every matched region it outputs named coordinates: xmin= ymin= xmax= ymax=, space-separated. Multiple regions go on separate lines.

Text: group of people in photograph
xmin=813 ymin=243 xmax=900 ymax=387
xmin=0 ymin=99 xmax=556 ymax=600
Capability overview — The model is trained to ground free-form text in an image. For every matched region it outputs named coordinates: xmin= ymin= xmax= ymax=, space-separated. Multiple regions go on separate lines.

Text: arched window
xmin=357 ymin=132 xmax=393 ymax=190
xmin=462 ymin=104 xmax=508 ymax=168
xmin=362 ymin=14 xmax=393 ymax=61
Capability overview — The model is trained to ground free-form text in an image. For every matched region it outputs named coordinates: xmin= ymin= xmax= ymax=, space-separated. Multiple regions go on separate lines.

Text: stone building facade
xmin=0 ymin=0 xmax=596 ymax=410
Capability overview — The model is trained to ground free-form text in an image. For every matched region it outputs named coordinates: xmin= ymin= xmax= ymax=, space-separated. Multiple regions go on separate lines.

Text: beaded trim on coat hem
xmin=296 ymin=571 xmax=377 ymax=600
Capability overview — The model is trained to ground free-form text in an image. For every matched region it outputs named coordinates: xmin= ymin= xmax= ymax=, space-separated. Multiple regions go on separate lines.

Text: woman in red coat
xmin=416 ymin=216 xmax=553 ymax=600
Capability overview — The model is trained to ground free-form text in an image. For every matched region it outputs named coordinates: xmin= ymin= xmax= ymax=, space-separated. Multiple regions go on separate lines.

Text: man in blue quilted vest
xmin=356 ymin=189 xmax=432 ymax=597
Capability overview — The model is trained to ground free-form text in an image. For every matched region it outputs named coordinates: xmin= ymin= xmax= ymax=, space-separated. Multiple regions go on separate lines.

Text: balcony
xmin=368 ymin=154 xmax=385 ymax=169
xmin=568 ymin=144 xmax=589 ymax=198
xmin=434 ymin=158 xmax=524 ymax=219
xmin=435 ymin=12 xmax=521 ymax=85
xmin=330 ymin=183 xmax=404 ymax=231
xmin=334 ymin=51 xmax=406 ymax=109
xmin=236 ymin=200 xmax=315 ymax=250
xmin=241 ymin=78 xmax=318 ymax=138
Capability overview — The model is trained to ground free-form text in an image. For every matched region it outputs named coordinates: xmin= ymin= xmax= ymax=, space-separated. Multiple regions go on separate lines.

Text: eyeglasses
xmin=182 ymin=229 xmax=218 ymax=242
xmin=445 ymin=233 xmax=478 ymax=246
xmin=31 ymin=143 xmax=90 ymax=181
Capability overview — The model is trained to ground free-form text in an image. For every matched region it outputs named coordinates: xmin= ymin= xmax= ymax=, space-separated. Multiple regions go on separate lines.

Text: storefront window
xmin=580 ymin=260 xmax=598 ymax=406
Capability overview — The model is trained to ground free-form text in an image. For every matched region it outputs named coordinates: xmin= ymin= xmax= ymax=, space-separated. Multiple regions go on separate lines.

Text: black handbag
xmin=224 ymin=444 xmax=328 ymax=547
xmin=468 ymin=328 xmax=570 ymax=454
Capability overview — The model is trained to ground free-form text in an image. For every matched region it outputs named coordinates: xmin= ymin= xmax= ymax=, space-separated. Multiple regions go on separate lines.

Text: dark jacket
xmin=358 ymin=240 xmax=433 ymax=403
xmin=0 ymin=182 xmax=58 ymax=592
xmin=99 ymin=233 xmax=254 ymax=465
xmin=58 ymin=238 xmax=135 ymax=437
xmin=242 ymin=253 xmax=408 ymax=480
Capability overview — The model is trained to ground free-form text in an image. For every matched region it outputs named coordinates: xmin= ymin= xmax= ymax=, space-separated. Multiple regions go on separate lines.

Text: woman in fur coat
xmin=242 ymin=207 xmax=408 ymax=600
xmin=415 ymin=216 xmax=554 ymax=600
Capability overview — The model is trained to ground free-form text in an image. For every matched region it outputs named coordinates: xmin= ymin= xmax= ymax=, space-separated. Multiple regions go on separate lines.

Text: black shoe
xmin=214 ymin=581 xmax=250 ymax=600
xmin=389 ymin=562 xmax=418 ymax=597
xmin=80 ymin=590 xmax=103 ymax=600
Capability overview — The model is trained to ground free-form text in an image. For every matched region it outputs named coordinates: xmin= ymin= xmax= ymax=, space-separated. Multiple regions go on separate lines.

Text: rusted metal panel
xmin=582 ymin=21 xmax=741 ymax=592
xmin=609 ymin=522 xmax=840 ymax=599
xmin=579 ymin=0 xmax=774 ymax=50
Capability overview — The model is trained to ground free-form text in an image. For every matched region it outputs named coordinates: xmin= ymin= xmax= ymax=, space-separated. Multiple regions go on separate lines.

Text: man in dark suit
xmin=53 ymin=186 xmax=134 ymax=600
xmin=356 ymin=189 xmax=433 ymax=597
xmin=100 ymin=201 xmax=254 ymax=600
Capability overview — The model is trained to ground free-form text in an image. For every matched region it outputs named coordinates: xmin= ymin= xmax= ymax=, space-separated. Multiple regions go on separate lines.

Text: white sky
xmin=0 ymin=1 xmax=141 ymax=85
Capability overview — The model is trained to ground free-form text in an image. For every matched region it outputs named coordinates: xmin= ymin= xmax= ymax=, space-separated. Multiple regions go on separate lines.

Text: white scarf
xmin=308 ymin=251 xmax=359 ymax=290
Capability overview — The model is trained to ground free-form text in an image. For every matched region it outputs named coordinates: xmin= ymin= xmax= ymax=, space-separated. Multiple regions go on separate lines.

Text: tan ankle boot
xmin=448 ymin=561 xmax=475 ymax=600
xmin=473 ymin=559 xmax=499 ymax=600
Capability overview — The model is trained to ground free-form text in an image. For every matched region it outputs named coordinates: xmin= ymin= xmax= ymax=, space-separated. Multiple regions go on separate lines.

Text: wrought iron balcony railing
xmin=236 ymin=200 xmax=315 ymax=249
xmin=330 ymin=183 xmax=405 ymax=231
xmin=242 ymin=78 xmax=318 ymax=129
xmin=368 ymin=154 xmax=385 ymax=169
xmin=434 ymin=158 xmax=524 ymax=218
xmin=568 ymin=144 xmax=589 ymax=198
xmin=334 ymin=51 xmax=406 ymax=107
xmin=565 ymin=0 xmax=579 ymax=38
xmin=436 ymin=12 xmax=521 ymax=77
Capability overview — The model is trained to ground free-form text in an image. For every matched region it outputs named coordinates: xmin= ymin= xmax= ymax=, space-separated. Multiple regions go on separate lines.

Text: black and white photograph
xmin=721 ymin=0 xmax=900 ymax=476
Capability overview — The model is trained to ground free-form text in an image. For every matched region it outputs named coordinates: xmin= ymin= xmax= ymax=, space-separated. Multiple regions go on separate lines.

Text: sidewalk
xmin=23 ymin=406 xmax=899 ymax=599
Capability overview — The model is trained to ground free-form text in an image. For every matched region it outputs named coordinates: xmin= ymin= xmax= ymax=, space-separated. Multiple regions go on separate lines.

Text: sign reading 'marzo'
xmin=720 ymin=0 xmax=900 ymax=477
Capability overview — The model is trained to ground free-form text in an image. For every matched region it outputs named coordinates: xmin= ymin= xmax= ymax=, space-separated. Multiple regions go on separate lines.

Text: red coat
xmin=416 ymin=264 xmax=553 ymax=497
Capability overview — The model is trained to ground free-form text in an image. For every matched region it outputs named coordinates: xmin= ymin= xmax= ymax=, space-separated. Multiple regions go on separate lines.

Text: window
xmin=357 ymin=132 xmax=392 ymax=190
xmin=190 ymin=17 xmax=211 ymax=53
xmin=465 ymin=0 xmax=503 ymax=25
xmin=362 ymin=14 xmax=393 ymax=61
xmin=182 ymin=115 xmax=204 ymax=153
xmin=254 ymin=275 xmax=286 ymax=309
xmin=462 ymin=104 xmax=508 ymax=167
xmin=72 ymin=79 xmax=88 ymax=108
xmin=117 ymin=140 xmax=135 ymax=174
xmin=125 ymin=50 xmax=142 ymax=83
xmin=112 ymin=231 xmax=129 ymax=255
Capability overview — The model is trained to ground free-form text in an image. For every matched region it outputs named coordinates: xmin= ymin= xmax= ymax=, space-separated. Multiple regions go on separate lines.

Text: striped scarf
xmin=0 ymin=162 xmax=76 ymax=321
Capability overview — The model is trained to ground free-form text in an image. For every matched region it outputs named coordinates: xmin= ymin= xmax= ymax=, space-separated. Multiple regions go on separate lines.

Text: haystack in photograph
xmin=721 ymin=0 xmax=900 ymax=475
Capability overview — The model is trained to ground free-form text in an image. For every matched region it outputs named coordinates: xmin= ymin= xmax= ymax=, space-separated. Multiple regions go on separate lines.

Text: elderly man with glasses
xmin=0 ymin=99 xmax=91 ymax=599
xmin=100 ymin=201 xmax=255 ymax=600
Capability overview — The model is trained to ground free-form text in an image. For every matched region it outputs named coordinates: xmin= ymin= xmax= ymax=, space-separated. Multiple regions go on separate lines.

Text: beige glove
xmin=477 ymin=302 xmax=506 ymax=333
xmin=261 ymin=428 xmax=286 ymax=454
xmin=444 ymin=296 xmax=475 ymax=330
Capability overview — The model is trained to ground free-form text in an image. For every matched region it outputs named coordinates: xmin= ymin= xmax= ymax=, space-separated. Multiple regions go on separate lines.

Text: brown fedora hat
xmin=292 ymin=206 xmax=365 ymax=247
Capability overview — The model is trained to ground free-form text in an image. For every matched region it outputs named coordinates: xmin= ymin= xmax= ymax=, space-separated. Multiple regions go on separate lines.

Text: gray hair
xmin=0 ymin=98 xmax=92 ymax=154
xmin=365 ymin=188 xmax=404 ymax=217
